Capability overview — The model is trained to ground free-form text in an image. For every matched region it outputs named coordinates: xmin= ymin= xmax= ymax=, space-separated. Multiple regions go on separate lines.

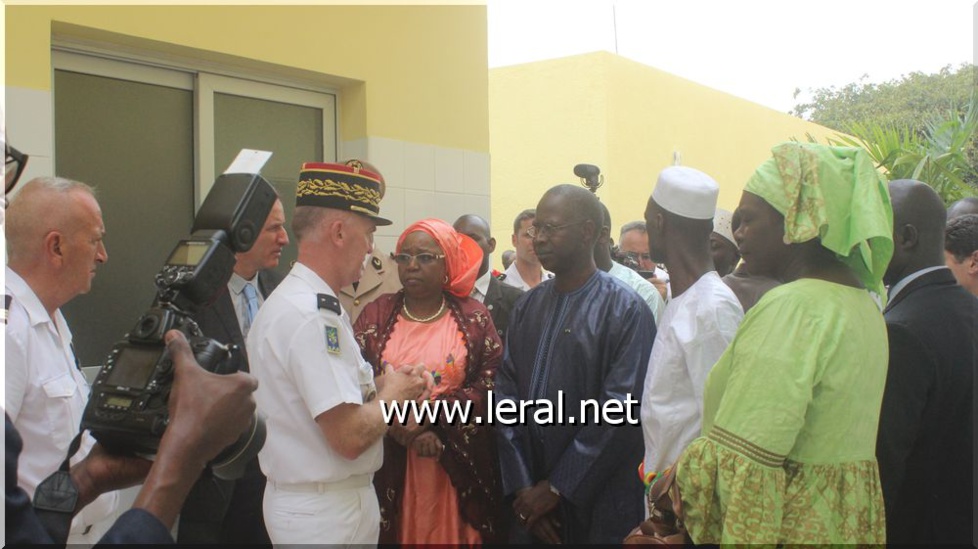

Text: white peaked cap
xmin=713 ymin=208 xmax=735 ymax=245
xmin=652 ymin=166 xmax=720 ymax=220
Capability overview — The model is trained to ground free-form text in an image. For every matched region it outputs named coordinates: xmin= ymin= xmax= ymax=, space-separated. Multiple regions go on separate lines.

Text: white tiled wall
xmin=5 ymin=87 xmax=57 ymax=191
xmin=342 ymin=136 xmax=492 ymax=247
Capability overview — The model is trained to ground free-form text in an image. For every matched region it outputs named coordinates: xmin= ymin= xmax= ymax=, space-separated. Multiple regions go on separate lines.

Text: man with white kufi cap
xmin=637 ymin=166 xmax=745 ymax=490
xmin=710 ymin=208 xmax=741 ymax=277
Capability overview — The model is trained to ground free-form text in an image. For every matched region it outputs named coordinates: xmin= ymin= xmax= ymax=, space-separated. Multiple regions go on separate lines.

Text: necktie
xmin=242 ymin=282 xmax=259 ymax=336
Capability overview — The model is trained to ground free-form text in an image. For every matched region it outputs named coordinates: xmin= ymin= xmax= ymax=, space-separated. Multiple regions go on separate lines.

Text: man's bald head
xmin=6 ymin=177 xmax=97 ymax=264
xmin=539 ymin=185 xmax=603 ymax=239
xmin=453 ymin=214 xmax=491 ymax=237
xmin=453 ymin=214 xmax=495 ymax=277
xmin=948 ymin=197 xmax=978 ymax=220
xmin=884 ymin=179 xmax=948 ymax=286
xmin=534 ymin=185 xmax=601 ymax=278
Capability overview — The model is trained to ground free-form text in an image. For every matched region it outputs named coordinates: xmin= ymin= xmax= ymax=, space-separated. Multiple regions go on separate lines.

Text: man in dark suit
xmin=454 ymin=214 xmax=524 ymax=339
xmin=177 ymin=198 xmax=288 ymax=545
xmin=877 ymin=179 xmax=978 ymax=545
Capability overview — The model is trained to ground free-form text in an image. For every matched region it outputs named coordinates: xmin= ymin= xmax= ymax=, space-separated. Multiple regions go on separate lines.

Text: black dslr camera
xmin=82 ymin=173 xmax=276 ymax=479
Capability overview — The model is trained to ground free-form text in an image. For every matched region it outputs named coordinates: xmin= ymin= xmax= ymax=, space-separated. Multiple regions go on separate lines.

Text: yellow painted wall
xmin=5 ymin=5 xmax=489 ymax=152
xmin=490 ymin=51 xmax=841 ymax=253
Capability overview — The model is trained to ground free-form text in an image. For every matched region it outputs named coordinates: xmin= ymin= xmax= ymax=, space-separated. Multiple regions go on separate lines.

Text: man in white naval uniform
xmin=247 ymin=161 xmax=428 ymax=545
xmin=4 ymin=177 xmax=118 ymax=544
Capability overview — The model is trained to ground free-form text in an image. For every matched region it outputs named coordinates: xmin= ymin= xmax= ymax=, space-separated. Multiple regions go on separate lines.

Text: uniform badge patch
xmin=325 ymin=325 xmax=341 ymax=354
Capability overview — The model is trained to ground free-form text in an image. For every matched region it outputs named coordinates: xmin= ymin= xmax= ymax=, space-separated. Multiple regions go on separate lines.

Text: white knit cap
xmin=713 ymin=208 xmax=735 ymax=245
xmin=652 ymin=166 xmax=720 ymax=220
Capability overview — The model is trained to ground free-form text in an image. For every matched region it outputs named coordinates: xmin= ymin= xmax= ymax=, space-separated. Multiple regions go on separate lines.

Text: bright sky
xmin=488 ymin=0 xmax=976 ymax=114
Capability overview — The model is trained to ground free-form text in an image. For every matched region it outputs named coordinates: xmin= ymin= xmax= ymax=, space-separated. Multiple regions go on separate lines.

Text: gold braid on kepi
xmin=295 ymin=162 xmax=392 ymax=226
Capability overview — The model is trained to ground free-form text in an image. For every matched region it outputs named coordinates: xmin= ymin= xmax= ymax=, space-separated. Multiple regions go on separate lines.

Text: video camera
xmin=81 ymin=172 xmax=277 ymax=480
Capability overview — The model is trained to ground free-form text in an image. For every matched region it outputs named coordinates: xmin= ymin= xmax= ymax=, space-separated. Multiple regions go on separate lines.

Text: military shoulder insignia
xmin=1 ymin=295 xmax=11 ymax=324
xmin=325 ymin=325 xmax=341 ymax=354
xmin=496 ymin=273 xmax=507 ymax=281
xmin=317 ymin=293 xmax=342 ymax=315
xmin=372 ymin=256 xmax=383 ymax=271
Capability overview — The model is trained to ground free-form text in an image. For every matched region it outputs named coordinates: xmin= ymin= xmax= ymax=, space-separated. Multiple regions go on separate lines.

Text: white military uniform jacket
xmin=247 ymin=262 xmax=382 ymax=485
xmin=4 ymin=267 xmax=118 ymax=536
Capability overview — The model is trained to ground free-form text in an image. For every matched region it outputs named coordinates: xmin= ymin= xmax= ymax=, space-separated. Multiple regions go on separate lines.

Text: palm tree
xmin=814 ymin=93 xmax=978 ymax=204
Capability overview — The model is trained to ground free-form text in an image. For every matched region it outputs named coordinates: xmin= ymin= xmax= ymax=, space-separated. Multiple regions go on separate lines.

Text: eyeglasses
xmin=624 ymin=251 xmax=651 ymax=262
xmin=5 ymin=144 xmax=29 ymax=193
xmin=391 ymin=252 xmax=446 ymax=266
xmin=526 ymin=220 xmax=586 ymax=238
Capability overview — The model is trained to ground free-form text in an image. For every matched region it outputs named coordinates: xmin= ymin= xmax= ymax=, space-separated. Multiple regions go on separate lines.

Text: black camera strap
xmin=33 ymin=430 xmax=85 ymax=546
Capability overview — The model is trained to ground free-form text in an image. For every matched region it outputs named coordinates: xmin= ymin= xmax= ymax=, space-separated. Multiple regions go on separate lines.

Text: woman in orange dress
xmin=354 ymin=218 xmax=503 ymax=544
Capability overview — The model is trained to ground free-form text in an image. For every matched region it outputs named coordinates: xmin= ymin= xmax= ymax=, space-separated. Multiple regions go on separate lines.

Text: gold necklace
xmin=402 ymin=296 xmax=446 ymax=323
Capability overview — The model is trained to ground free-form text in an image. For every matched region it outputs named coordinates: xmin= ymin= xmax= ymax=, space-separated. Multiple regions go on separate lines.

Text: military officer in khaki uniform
xmin=337 ymin=160 xmax=402 ymax=321
xmin=339 ymin=245 xmax=401 ymax=321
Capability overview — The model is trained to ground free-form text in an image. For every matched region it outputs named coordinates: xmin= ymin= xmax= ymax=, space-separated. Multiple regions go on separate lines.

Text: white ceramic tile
xmin=432 ymin=192 xmax=466 ymax=225
xmin=6 ymin=87 xmax=54 ymax=157
xmin=404 ymin=189 xmax=437 ymax=225
xmin=462 ymin=193 xmax=491 ymax=224
xmin=366 ymin=136 xmax=404 ymax=189
xmin=375 ymin=186 xmax=406 ymax=239
xmin=434 ymin=147 xmax=465 ymax=193
xmin=5 ymin=155 xmax=54 ymax=203
xmin=463 ymin=150 xmax=490 ymax=196
xmin=340 ymin=138 xmax=367 ymax=163
xmin=402 ymin=142 xmax=435 ymax=191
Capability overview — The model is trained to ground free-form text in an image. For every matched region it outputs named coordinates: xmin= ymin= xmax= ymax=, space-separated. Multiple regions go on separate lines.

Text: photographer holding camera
xmin=3 ymin=152 xmax=259 ymax=545
xmin=6 ymin=329 xmax=259 ymax=544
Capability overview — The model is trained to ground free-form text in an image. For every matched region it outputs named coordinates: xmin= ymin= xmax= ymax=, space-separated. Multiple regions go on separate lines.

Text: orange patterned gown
xmin=381 ymin=313 xmax=482 ymax=544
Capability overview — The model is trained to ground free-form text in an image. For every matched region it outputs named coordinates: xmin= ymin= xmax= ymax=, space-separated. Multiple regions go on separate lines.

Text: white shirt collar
xmin=228 ymin=271 xmax=259 ymax=295
xmin=889 ymin=265 xmax=949 ymax=302
xmin=5 ymin=267 xmax=54 ymax=327
xmin=291 ymin=261 xmax=337 ymax=297
xmin=472 ymin=270 xmax=491 ymax=302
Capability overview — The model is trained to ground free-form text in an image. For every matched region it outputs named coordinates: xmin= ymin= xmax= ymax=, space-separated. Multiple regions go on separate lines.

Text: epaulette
xmin=317 ymin=293 xmax=342 ymax=315
xmin=1 ymin=294 xmax=10 ymax=324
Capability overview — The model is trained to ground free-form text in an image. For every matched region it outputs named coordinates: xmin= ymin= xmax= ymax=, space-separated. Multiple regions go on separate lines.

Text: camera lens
xmin=210 ymin=411 xmax=266 ymax=480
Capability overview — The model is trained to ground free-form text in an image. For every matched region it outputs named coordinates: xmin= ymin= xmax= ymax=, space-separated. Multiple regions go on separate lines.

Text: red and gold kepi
xmin=295 ymin=161 xmax=392 ymax=225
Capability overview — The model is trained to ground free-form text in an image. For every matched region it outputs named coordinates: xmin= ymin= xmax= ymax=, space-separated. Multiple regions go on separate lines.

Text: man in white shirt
xmin=501 ymin=208 xmax=553 ymax=290
xmin=4 ymin=176 xmax=118 ymax=544
xmin=453 ymin=214 xmax=524 ymax=338
xmin=247 ymin=161 xmax=428 ymax=545
xmin=640 ymin=167 xmax=744 ymax=486
xmin=619 ymin=220 xmax=670 ymax=301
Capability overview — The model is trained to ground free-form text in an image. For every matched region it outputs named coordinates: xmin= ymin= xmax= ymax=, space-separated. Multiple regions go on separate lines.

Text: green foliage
xmin=794 ymin=64 xmax=978 ymax=203
xmin=792 ymin=64 xmax=975 ymax=132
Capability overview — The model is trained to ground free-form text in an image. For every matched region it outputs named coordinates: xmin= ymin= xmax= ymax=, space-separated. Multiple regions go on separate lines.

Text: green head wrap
xmin=743 ymin=142 xmax=893 ymax=299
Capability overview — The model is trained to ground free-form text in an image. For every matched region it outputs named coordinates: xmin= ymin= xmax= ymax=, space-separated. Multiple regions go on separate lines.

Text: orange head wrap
xmin=396 ymin=218 xmax=482 ymax=298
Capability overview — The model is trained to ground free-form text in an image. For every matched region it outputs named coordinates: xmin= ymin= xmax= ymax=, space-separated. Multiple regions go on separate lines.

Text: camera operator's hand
xmin=70 ymin=443 xmax=153 ymax=512
xmin=131 ymin=330 xmax=258 ymax=529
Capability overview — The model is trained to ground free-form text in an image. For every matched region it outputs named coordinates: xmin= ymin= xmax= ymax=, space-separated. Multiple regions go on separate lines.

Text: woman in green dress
xmin=671 ymin=142 xmax=894 ymax=544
